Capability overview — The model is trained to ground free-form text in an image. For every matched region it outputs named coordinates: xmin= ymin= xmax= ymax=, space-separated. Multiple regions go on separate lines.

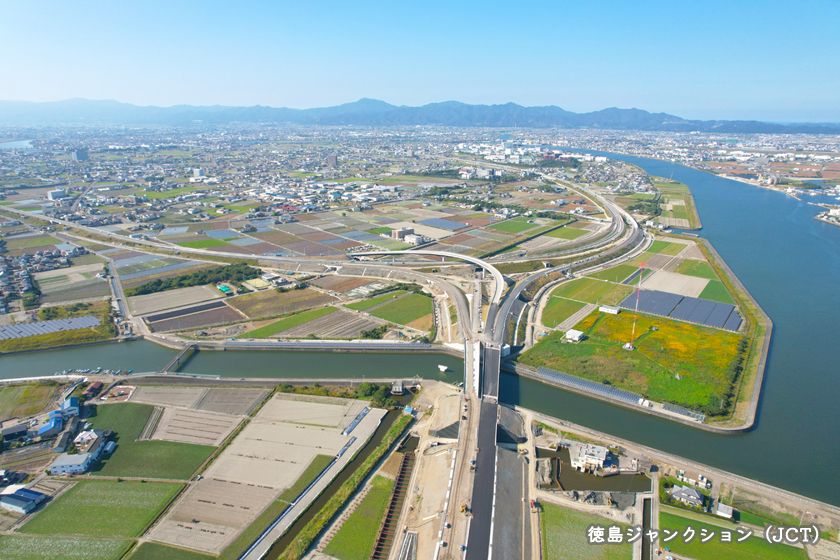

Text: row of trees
xmin=125 ymin=262 xmax=260 ymax=296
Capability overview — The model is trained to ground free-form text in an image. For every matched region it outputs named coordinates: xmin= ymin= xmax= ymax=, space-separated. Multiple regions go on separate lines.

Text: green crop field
xmin=487 ymin=219 xmax=537 ymax=233
xmin=129 ymin=543 xmax=213 ymax=560
xmin=551 ymin=278 xmax=634 ymax=306
xmin=278 ymin=455 xmax=335 ymax=502
xmin=144 ymin=187 xmax=201 ymax=200
xmin=587 ymin=264 xmax=637 ymax=283
xmin=676 ymin=259 xmax=718 ymax=280
xmin=345 ymin=290 xmax=407 ymax=311
xmin=0 ymin=384 xmax=57 ymax=419
xmin=240 ymin=307 xmax=337 ymax=338
xmin=86 ymin=403 xmax=214 ymax=479
xmin=177 ymin=239 xmax=230 ymax=249
xmin=365 ymin=227 xmax=392 ymax=235
xmin=324 ymin=476 xmax=395 ymax=560
xmin=648 ymin=240 xmax=685 ymax=255
xmin=541 ymin=297 xmax=587 ymax=328
xmin=370 ymin=293 xmax=433 ymax=325
xmin=21 ymin=480 xmax=182 ymax=537
xmin=659 ymin=512 xmax=807 ymax=560
xmin=542 ymin=503 xmax=632 ymax=560
xmin=699 ymin=280 xmax=736 ymax=304
xmin=0 ymin=536 xmax=131 ymax=560
xmin=519 ymin=309 xmax=743 ymax=410
xmin=544 ymin=227 xmax=588 ymax=240
xmin=4 ymin=235 xmax=60 ymax=250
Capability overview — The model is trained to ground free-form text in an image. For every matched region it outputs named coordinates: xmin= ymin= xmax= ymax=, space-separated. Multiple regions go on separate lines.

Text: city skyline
xmin=1 ymin=0 xmax=838 ymax=122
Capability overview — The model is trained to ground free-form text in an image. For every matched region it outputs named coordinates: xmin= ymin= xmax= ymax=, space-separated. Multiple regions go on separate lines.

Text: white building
xmin=565 ymin=329 xmax=584 ymax=342
xmin=599 ymin=306 xmax=620 ymax=315
xmin=570 ymin=444 xmax=609 ymax=470
xmin=49 ymin=453 xmax=94 ymax=475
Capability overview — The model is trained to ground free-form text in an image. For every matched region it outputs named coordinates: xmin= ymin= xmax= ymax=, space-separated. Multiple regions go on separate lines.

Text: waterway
xmin=1 ymin=154 xmax=838 ymax=505
xmin=0 ymin=140 xmax=35 ymax=150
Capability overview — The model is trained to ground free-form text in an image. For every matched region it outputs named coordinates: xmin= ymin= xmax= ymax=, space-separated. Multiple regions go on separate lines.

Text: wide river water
xmin=1 ymin=153 xmax=838 ymax=505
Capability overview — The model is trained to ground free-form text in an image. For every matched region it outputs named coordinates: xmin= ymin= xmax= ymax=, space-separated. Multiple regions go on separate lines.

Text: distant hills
xmin=0 ymin=98 xmax=837 ymax=134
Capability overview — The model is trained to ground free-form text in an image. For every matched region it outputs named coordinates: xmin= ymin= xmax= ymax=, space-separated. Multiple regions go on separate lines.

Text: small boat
xmin=126 ymin=369 xmax=132 ymax=374
xmin=115 ymin=369 xmax=122 ymax=375
xmin=438 ymin=365 xmax=448 ymax=372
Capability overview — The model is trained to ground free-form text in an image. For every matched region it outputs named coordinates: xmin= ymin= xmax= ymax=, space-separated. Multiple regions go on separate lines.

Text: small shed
xmin=717 ymin=503 xmax=734 ymax=519
xmin=565 ymin=329 xmax=584 ymax=342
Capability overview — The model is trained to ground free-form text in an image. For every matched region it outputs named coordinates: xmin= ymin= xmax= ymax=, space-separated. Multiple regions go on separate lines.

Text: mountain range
xmin=0 ymin=98 xmax=837 ymax=134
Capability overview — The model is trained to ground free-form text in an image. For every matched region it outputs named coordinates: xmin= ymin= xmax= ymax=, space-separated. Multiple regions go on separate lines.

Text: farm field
xmin=675 ymin=259 xmax=718 ymax=280
xmin=274 ymin=308 xmax=383 ymax=339
xmin=4 ymin=234 xmax=61 ymax=250
xmin=177 ymin=239 xmax=230 ymax=249
xmin=370 ymin=293 xmax=433 ymax=326
xmin=541 ymin=503 xmax=632 ymax=560
xmin=658 ymin=512 xmax=807 ymax=560
xmin=86 ymin=403 xmax=215 ymax=479
xmin=552 ymin=278 xmax=634 ymax=306
xmin=21 ymin=480 xmax=182 ymax=537
xmin=0 ymin=384 xmax=59 ymax=418
xmin=648 ymin=240 xmax=687 ymax=255
xmin=129 ymin=285 xmax=223 ymax=315
xmin=345 ymin=290 xmax=406 ymax=311
xmin=228 ymin=288 xmax=333 ymax=319
xmin=699 ymin=280 xmax=736 ymax=304
xmin=38 ymin=277 xmax=111 ymax=304
xmin=149 ymin=306 xmax=244 ymax=332
xmin=487 ymin=218 xmax=536 ymax=234
xmin=587 ymin=264 xmax=637 ymax=283
xmin=129 ymin=543 xmax=214 ymax=560
xmin=519 ymin=309 xmax=743 ymax=411
xmin=541 ymin=297 xmax=587 ymax=328
xmin=238 ymin=306 xmax=338 ymax=338
xmin=323 ymin=475 xmax=395 ymax=560
xmin=277 ymin=454 xmax=335 ymax=502
xmin=0 ymin=536 xmax=131 ymax=560
xmin=544 ymin=226 xmax=588 ymax=240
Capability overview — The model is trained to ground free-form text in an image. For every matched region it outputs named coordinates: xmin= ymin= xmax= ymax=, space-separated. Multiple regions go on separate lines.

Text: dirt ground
xmin=128 ymin=285 xmax=223 ymax=315
xmin=277 ymin=308 xmax=384 ymax=339
xmin=262 ymin=393 xmax=368 ymax=429
xmin=131 ymin=387 xmax=206 ymax=408
xmin=640 ymin=269 xmax=710 ymax=297
xmin=151 ymin=408 xmax=242 ymax=446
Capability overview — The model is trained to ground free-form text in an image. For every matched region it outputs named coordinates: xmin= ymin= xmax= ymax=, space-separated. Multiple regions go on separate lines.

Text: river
xmin=1 ymin=154 xmax=838 ymax=505
xmin=0 ymin=140 xmax=35 ymax=150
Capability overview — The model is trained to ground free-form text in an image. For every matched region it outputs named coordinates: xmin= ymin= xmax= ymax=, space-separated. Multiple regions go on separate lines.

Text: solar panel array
xmin=662 ymin=403 xmax=706 ymax=422
xmin=618 ymin=289 xmax=743 ymax=332
xmin=536 ymin=367 xmax=642 ymax=405
xmin=0 ymin=316 xmax=101 ymax=340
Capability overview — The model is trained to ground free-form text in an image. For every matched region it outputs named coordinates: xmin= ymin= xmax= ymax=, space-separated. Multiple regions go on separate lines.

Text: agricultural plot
xmin=86 ymin=403 xmax=215 ymax=480
xmin=640 ymin=270 xmax=710 ymax=298
xmin=324 ymin=475 xmax=396 ymax=560
xmin=647 ymin=240 xmax=687 ymax=255
xmin=544 ymin=226 xmax=588 ymax=240
xmin=228 ymin=288 xmax=333 ymax=319
xmin=699 ymin=280 xmax=736 ymax=304
xmin=676 ymin=259 xmax=718 ymax=280
xmin=21 ymin=480 xmax=182 ymax=537
xmin=278 ymin=308 xmax=384 ymax=339
xmin=129 ymin=543 xmax=214 ymax=560
xmin=587 ymin=264 xmax=638 ymax=283
xmin=132 ymin=387 xmax=206 ymax=409
xmin=262 ymin=394 xmax=369 ymax=428
xmin=369 ymin=293 xmax=433 ymax=327
xmin=177 ymin=239 xmax=230 ymax=249
xmin=151 ymin=408 xmax=242 ymax=446
xmin=193 ymin=388 xmax=269 ymax=416
xmin=3 ymin=234 xmax=61 ymax=252
xmin=658 ymin=512 xmax=807 ymax=560
xmin=148 ymin=305 xmax=244 ymax=332
xmin=541 ymin=297 xmax=587 ymax=329
xmin=552 ymin=278 xmax=634 ymax=306
xmin=238 ymin=306 xmax=338 ymax=338
xmin=487 ymin=218 xmax=539 ymax=234
xmin=129 ymin=285 xmax=224 ymax=315
xmin=520 ymin=309 xmax=742 ymax=410
xmin=541 ymin=503 xmax=632 ymax=560
xmin=38 ymin=277 xmax=111 ymax=304
xmin=120 ymin=264 xmax=215 ymax=291
xmin=309 ymin=275 xmax=377 ymax=293
xmin=345 ymin=290 xmax=406 ymax=311
xmin=0 ymin=536 xmax=131 ymax=560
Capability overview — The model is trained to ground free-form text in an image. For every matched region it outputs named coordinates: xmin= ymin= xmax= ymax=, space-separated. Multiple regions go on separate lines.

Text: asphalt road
xmin=465 ymin=399 xmax=498 ymax=560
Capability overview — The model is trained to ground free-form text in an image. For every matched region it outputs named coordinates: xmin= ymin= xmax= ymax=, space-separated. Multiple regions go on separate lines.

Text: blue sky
xmin=1 ymin=0 xmax=838 ymax=121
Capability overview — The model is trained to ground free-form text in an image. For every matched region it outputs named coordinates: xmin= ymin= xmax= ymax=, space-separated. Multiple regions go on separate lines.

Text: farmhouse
xmin=49 ymin=453 xmax=95 ymax=475
xmin=669 ymin=485 xmax=705 ymax=508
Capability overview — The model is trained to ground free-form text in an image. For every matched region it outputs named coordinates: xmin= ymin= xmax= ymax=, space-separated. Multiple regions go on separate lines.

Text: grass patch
xmin=129 ymin=543 xmax=214 ymax=560
xmin=541 ymin=297 xmax=587 ymax=328
xmin=0 ymin=383 xmax=59 ymax=418
xmin=647 ymin=240 xmax=683 ymax=255
xmin=278 ymin=454 xmax=335 ymax=502
xmin=86 ymin=403 xmax=214 ymax=479
xmin=370 ymin=293 xmax=433 ymax=326
xmin=587 ymin=264 xmax=638 ymax=283
xmin=345 ymin=290 xmax=406 ymax=311
xmin=544 ymin=227 xmax=588 ymax=240
xmin=659 ymin=511 xmax=807 ymax=560
xmin=675 ymin=259 xmax=718 ymax=280
xmin=3 ymin=235 xmax=59 ymax=250
xmin=0 ymin=536 xmax=132 ymax=560
xmin=323 ymin=476 xmax=395 ymax=560
xmin=228 ymin=288 xmax=332 ymax=319
xmin=365 ymin=227 xmax=392 ymax=235
xmin=240 ymin=307 xmax=337 ymax=338
xmin=21 ymin=480 xmax=182 ymax=537
xmin=519 ymin=309 xmax=744 ymax=412
xmin=542 ymin=502 xmax=632 ymax=560
xmin=699 ymin=280 xmax=736 ymax=304
xmin=177 ymin=239 xmax=230 ymax=249
xmin=487 ymin=219 xmax=537 ymax=234
xmin=551 ymin=278 xmax=634 ymax=306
